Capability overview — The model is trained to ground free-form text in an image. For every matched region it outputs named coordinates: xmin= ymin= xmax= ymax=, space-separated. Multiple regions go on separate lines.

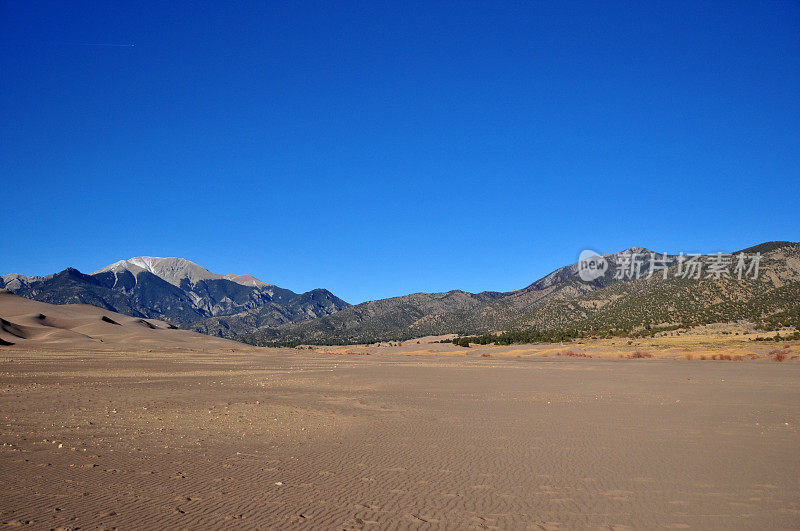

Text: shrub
xmin=557 ymin=350 xmax=591 ymax=358
xmin=769 ymin=347 xmax=790 ymax=362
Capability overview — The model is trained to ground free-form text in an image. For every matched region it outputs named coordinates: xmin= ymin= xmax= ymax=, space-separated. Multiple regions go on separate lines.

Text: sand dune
xmin=0 ymin=291 xmax=244 ymax=350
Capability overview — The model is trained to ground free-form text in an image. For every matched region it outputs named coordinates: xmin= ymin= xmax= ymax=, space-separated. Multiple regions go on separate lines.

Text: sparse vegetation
xmin=243 ymin=244 xmax=800 ymax=347
xmin=768 ymin=347 xmax=790 ymax=362
xmin=557 ymin=350 xmax=591 ymax=358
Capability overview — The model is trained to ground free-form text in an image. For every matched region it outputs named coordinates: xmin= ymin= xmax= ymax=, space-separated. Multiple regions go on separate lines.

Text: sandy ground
xmin=0 ymin=291 xmax=244 ymax=351
xmin=1 ymin=343 xmax=798 ymax=530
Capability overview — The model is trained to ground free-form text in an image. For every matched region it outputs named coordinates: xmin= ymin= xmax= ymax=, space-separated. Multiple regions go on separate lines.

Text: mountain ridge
xmin=1 ymin=258 xmax=350 ymax=331
xmin=93 ymin=256 xmax=273 ymax=288
xmin=3 ymin=241 xmax=797 ymax=346
xmin=242 ymin=241 xmax=800 ymax=346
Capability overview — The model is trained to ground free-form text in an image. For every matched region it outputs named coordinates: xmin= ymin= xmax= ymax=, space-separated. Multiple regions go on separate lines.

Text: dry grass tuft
xmin=628 ymin=351 xmax=653 ymax=359
xmin=769 ymin=347 xmax=790 ymax=362
xmin=704 ymin=353 xmax=738 ymax=361
xmin=557 ymin=350 xmax=591 ymax=358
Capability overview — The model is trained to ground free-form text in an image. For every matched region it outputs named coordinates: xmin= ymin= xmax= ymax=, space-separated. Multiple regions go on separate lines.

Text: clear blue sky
xmin=1 ymin=1 xmax=798 ymax=303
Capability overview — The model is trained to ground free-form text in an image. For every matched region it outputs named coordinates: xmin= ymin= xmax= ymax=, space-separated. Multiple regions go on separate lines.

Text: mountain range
xmin=242 ymin=241 xmax=800 ymax=345
xmin=1 ymin=257 xmax=349 ymax=333
xmin=3 ymin=241 xmax=799 ymax=346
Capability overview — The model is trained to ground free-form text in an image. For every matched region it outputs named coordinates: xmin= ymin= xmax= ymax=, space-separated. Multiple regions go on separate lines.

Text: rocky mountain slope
xmin=1 ymin=257 xmax=350 ymax=329
xmin=506 ymin=241 xmax=800 ymax=337
xmin=242 ymin=289 xmax=505 ymax=345
xmin=244 ymin=242 xmax=800 ymax=346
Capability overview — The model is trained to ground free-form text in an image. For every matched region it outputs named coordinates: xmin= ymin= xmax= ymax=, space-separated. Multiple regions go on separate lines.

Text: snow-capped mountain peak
xmin=93 ymin=257 xmax=271 ymax=288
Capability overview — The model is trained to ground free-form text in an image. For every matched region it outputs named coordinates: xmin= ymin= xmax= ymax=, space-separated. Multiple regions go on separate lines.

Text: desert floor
xmin=1 ymin=344 xmax=798 ymax=529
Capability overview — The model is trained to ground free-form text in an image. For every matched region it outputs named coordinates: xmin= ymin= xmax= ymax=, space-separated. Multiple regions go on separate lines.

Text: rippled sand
xmin=1 ymin=348 xmax=798 ymax=529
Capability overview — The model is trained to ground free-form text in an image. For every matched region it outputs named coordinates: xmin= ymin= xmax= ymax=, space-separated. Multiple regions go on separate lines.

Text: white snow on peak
xmin=92 ymin=257 xmax=271 ymax=288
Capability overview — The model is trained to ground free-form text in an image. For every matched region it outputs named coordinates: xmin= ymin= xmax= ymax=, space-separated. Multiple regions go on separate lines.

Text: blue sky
xmin=1 ymin=1 xmax=798 ymax=303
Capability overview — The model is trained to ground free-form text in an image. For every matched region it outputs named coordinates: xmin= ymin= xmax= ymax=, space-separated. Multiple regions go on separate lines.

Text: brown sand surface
xmin=1 ymin=345 xmax=798 ymax=529
xmin=0 ymin=291 xmax=247 ymax=351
